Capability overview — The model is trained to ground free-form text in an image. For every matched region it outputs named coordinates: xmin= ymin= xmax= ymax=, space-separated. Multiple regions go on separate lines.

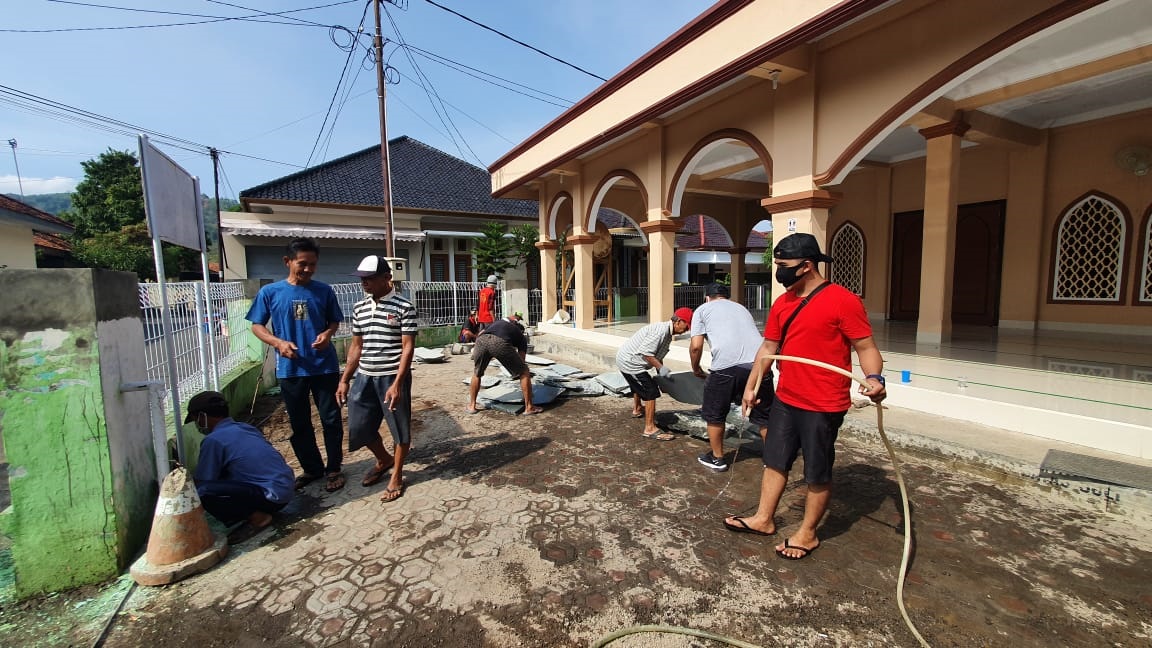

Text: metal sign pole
xmin=195 ymin=177 xmax=220 ymax=390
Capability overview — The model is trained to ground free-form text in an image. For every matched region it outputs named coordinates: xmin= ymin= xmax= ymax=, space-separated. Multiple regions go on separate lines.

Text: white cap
xmin=351 ymin=255 xmax=391 ymax=277
xmin=486 ymin=274 xmax=498 ymax=284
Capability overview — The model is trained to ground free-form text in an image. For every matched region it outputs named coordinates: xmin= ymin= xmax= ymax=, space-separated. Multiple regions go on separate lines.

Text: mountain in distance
xmin=4 ymin=192 xmax=72 ymax=215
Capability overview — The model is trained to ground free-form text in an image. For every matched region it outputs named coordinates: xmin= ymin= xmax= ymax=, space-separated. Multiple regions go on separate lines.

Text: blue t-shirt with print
xmin=246 ymin=280 xmax=343 ymax=378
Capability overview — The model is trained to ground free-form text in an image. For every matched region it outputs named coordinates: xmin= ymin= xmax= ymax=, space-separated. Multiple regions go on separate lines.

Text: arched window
xmin=1139 ymin=206 xmax=1152 ymax=305
xmin=830 ymin=222 xmax=865 ymax=296
xmin=1051 ymin=194 xmax=1127 ymax=303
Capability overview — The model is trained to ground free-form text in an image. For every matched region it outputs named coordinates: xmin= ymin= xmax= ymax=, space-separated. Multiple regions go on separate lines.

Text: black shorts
xmin=700 ymin=364 xmax=773 ymax=427
xmin=762 ymin=399 xmax=846 ymax=484
xmin=347 ymin=373 xmax=413 ymax=450
xmin=621 ymin=371 xmax=660 ymax=402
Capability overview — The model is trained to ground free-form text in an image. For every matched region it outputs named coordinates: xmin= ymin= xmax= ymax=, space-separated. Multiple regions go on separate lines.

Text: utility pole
xmin=7 ymin=138 xmax=24 ymax=197
xmin=209 ymin=148 xmax=227 ymax=275
xmin=373 ymin=0 xmax=396 ymax=257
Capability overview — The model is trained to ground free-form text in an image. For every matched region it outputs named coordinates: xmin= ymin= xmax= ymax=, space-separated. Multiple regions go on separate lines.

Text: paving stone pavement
xmin=101 ymin=356 xmax=1152 ymax=648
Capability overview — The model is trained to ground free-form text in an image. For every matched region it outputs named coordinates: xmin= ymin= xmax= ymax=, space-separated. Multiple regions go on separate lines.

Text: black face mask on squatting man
xmin=775 ymin=261 xmax=807 ymax=288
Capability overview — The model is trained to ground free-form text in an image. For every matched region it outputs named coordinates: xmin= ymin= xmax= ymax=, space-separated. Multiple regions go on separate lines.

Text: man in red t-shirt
xmin=723 ymin=233 xmax=886 ymax=560
xmin=477 ymin=275 xmax=497 ymax=331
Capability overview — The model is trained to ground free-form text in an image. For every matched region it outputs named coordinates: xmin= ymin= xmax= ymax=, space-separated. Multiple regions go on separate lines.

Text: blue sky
xmin=0 ymin=0 xmax=713 ymax=199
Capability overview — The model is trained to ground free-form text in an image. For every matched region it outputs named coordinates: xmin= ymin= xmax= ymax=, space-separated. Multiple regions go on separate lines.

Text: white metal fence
xmin=330 ymin=281 xmax=501 ymax=335
xmin=139 ymin=281 xmax=250 ymax=409
xmin=538 ymin=284 xmax=771 ymax=321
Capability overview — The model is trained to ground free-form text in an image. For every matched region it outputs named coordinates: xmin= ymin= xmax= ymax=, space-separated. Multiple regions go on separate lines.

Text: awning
xmin=221 ymin=218 xmax=425 ymax=242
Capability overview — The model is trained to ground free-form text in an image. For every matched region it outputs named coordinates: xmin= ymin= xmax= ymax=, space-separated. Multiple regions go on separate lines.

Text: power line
xmin=383 ymin=2 xmax=481 ymax=165
xmin=403 ymin=43 xmax=573 ymax=107
xmin=305 ymin=0 xmax=372 ymax=166
xmin=392 ymin=71 xmax=515 ymax=145
xmin=419 ymin=0 xmax=607 ymax=82
xmin=4 ymin=0 xmax=356 ymax=32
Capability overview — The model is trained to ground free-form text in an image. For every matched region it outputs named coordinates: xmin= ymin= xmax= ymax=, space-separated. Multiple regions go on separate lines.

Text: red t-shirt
xmin=477 ymin=286 xmax=496 ymax=324
xmin=763 ymin=283 xmax=873 ymax=412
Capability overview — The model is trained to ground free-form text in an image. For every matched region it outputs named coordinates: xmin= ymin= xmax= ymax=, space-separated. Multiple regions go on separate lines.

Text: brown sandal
xmin=324 ymin=472 xmax=346 ymax=492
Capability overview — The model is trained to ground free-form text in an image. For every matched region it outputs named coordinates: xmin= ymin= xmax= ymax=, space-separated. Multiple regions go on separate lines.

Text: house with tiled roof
xmin=0 ymin=194 xmax=74 ymax=269
xmin=224 ymin=136 xmax=539 ymax=284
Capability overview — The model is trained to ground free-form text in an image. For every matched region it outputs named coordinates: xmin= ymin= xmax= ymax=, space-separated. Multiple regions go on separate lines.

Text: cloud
xmin=0 ymin=175 xmax=77 ymax=194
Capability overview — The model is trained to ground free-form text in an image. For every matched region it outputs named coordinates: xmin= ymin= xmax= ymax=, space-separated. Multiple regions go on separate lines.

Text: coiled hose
xmin=592 ymin=354 xmax=930 ymax=648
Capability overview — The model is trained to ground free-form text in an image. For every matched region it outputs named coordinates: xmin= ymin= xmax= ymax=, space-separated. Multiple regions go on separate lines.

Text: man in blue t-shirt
xmin=187 ymin=391 xmax=294 ymax=532
xmin=246 ymin=238 xmax=346 ymax=492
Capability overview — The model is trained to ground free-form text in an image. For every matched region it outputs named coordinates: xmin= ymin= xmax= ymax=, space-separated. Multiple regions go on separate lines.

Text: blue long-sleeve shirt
xmin=194 ymin=418 xmax=295 ymax=504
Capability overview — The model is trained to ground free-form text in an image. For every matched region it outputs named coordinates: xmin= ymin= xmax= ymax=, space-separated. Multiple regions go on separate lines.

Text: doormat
xmin=1039 ymin=450 xmax=1152 ymax=491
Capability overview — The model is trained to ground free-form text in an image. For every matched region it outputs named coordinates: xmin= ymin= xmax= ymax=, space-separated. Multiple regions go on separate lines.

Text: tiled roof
xmin=240 ymin=136 xmax=537 ymax=219
xmin=0 ymin=194 xmax=74 ymax=232
xmin=676 ymin=214 xmax=770 ymax=251
xmin=34 ymin=231 xmax=72 ymax=251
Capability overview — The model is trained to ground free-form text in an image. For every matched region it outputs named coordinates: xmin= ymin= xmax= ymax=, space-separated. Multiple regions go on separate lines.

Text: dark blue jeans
xmin=198 ymin=480 xmax=286 ymax=526
xmin=279 ymin=373 xmax=344 ymax=477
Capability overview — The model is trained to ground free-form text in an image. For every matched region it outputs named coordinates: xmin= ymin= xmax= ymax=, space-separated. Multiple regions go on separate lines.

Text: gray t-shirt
xmin=690 ymin=297 xmax=763 ymax=371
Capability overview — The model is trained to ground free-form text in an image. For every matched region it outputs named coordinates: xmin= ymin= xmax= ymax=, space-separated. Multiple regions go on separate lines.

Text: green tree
xmin=509 ymin=224 xmax=539 ymax=268
xmin=473 ymin=221 xmax=515 ymax=278
xmin=62 ymin=148 xmax=199 ymax=279
xmin=760 ymin=232 xmax=774 ymax=265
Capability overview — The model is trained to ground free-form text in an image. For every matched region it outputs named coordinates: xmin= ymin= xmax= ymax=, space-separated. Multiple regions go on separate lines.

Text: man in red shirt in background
xmin=725 ymin=233 xmax=886 ymax=560
xmin=477 ymin=275 xmax=498 ymax=331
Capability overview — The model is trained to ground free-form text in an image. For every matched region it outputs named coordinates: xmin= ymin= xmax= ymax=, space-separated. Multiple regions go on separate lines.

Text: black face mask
xmin=775 ymin=262 xmax=807 ymax=288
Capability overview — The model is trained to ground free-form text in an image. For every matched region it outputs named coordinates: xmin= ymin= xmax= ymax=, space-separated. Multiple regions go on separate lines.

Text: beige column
xmin=566 ymin=235 xmax=596 ymax=329
xmin=916 ymin=120 xmax=968 ymax=345
xmin=999 ymin=134 xmax=1048 ymax=330
xmin=640 ymin=218 xmax=680 ymax=321
xmin=536 ymin=241 xmax=558 ymax=321
xmin=760 ymin=190 xmax=842 ymax=302
xmin=728 ymin=247 xmax=748 ymax=305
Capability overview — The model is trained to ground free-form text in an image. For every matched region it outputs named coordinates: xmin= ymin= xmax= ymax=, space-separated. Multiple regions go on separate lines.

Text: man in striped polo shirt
xmin=336 ymin=256 xmax=417 ymax=503
xmin=616 ymin=307 xmax=694 ymax=441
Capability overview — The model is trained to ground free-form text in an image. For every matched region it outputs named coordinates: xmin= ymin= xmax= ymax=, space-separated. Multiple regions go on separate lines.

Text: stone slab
xmin=524 ymin=354 xmax=555 ymax=366
xmin=413 ymin=347 xmax=448 ymax=363
xmin=593 ymin=372 xmax=631 ymax=394
xmin=655 ymin=372 xmax=707 ymax=405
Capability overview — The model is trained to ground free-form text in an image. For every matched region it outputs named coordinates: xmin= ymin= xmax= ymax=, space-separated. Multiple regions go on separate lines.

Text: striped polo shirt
xmin=616 ymin=320 xmax=674 ymax=375
xmin=351 ymin=290 xmax=418 ymax=376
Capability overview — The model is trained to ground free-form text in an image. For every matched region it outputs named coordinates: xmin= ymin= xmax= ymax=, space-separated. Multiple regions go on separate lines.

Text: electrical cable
xmin=593 ymin=355 xmax=931 ymax=648
xmin=403 ymin=43 xmax=575 ymax=106
xmin=304 ymin=0 xmax=371 ymax=167
xmin=419 ymin=0 xmax=607 ymax=81
xmin=392 ymin=70 xmax=515 ymax=145
xmin=4 ymin=0 xmax=353 ymax=32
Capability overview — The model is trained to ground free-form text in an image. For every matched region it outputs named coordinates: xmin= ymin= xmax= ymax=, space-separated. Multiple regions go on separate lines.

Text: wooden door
xmin=889 ymin=211 xmax=923 ymax=320
xmin=887 ymin=202 xmax=1005 ymax=325
xmin=951 ymin=201 xmax=1005 ymax=326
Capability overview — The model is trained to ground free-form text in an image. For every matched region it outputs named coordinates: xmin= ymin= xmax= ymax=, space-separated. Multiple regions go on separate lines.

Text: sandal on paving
xmin=640 ymin=430 xmax=676 ymax=441
xmin=324 ymin=472 xmax=346 ymax=492
xmin=775 ymin=538 xmax=819 ymax=560
xmin=723 ymin=516 xmax=775 ymax=536
xmin=294 ymin=473 xmax=321 ymax=490
xmin=631 ymin=412 xmax=644 ymax=418
xmin=361 ymin=464 xmax=388 ymax=487
xmin=380 ymin=483 xmax=405 ymax=503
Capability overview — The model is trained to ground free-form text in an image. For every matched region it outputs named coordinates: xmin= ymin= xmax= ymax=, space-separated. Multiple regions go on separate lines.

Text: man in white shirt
xmin=616 ymin=307 xmax=693 ymax=440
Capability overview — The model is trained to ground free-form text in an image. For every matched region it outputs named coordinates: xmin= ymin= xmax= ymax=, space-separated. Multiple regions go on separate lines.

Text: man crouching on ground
xmin=337 ymin=255 xmax=417 ymax=503
xmin=467 ymin=312 xmax=542 ymax=415
xmin=188 ymin=391 xmax=294 ymax=532
xmin=616 ymin=307 xmax=694 ymax=441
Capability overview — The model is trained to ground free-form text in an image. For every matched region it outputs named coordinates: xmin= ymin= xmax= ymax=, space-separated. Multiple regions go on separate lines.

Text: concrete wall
xmin=0 ymin=223 xmax=36 ymax=269
xmin=0 ymin=269 xmax=155 ymax=597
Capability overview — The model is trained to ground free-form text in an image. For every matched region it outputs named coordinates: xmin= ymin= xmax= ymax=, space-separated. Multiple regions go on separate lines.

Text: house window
xmin=432 ymin=238 xmax=444 ymax=251
xmin=1052 ymin=193 xmax=1127 ymax=302
xmin=830 ymin=222 xmax=865 ymax=297
xmin=456 ymin=239 xmax=469 ymax=252
xmin=430 ymin=254 xmax=448 ymax=282
xmin=1140 ymin=206 xmax=1152 ymax=304
xmin=453 ymin=255 xmax=472 ymax=283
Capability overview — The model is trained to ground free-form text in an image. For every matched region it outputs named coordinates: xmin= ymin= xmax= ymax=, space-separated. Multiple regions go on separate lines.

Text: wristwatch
xmin=866 ymin=373 xmax=886 ymax=386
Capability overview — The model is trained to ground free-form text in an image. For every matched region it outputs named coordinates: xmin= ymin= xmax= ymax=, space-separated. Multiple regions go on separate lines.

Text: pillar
xmin=1000 ymin=134 xmax=1049 ymax=330
xmin=536 ymin=241 xmax=558 ymax=321
xmin=641 ymin=218 xmax=680 ymax=321
xmin=729 ymin=247 xmax=748 ymax=304
xmin=760 ymin=190 xmax=842 ymax=301
xmin=0 ymin=269 xmax=155 ymax=598
xmin=916 ymin=120 xmax=967 ymax=344
xmin=568 ymin=235 xmax=596 ymax=329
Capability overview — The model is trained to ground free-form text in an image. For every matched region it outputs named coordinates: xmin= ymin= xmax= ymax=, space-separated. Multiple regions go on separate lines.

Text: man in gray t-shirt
xmin=689 ymin=283 xmax=775 ymax=472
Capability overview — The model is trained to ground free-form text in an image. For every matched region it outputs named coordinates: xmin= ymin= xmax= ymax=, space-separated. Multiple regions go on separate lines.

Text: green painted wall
xmin=0 ymin=325 xmax=120 ymax=595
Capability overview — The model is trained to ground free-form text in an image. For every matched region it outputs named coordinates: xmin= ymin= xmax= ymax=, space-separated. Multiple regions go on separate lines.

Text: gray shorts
xmin=472 ymin=334 xmax=528 ymax=377
xmin=347 ymin=373 xmax=412 ymax=450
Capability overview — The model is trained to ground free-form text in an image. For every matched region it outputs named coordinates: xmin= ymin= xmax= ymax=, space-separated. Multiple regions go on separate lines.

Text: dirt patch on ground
xmin=5 ymin=350 xmax=1152 ymax=647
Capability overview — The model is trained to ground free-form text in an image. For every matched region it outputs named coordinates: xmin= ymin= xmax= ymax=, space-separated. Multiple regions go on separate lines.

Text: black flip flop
xmin=775 ymin=538 xmax=819 ymax=560
xmin=294 ymin=473 xmax=321 ymax=490
xmin=723 ymin=516 xmax=775 ymax=536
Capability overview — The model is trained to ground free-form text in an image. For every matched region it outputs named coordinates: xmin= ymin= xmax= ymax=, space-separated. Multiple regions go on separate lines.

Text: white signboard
xmin=139 ymin=135 xmax=203 ymax=251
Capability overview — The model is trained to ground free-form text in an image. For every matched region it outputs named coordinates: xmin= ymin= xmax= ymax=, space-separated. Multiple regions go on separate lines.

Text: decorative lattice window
xmin=1140 ymin=208 xmax=1152 ymax=304
xmin=1052 ymin=195 xmax=1126 ymax=302
xmin=830 ymin=222 xmax=865 ymax=296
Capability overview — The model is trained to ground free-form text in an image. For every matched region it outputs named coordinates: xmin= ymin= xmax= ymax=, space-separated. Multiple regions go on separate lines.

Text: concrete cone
xmin=130 ymin=467 xmax=228 ymax=586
